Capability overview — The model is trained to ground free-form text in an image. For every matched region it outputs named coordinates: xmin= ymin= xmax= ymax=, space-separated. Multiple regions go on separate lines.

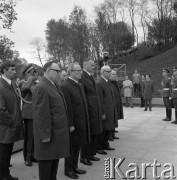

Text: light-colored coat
xmin=123 ymin=79 xmax=133 ymax=97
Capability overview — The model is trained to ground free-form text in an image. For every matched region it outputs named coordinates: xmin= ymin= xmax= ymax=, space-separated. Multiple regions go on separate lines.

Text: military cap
xmin=163 ymin=68 xmax=170 ymax=73
xmin=22 ymin=64 xmax=35 ymax=75
xmin=173 ymin=67 xmax=177 ymax=72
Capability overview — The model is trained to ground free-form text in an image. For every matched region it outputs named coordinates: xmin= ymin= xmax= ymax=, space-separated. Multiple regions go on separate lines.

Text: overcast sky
xmin=2 ymin=0 xmax=104 ymax=64
xmin=2 ymin=0 xmax=144 ymax=65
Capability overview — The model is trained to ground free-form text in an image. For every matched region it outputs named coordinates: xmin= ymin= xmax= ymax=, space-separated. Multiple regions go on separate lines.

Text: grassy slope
xmin=113 ymin=46 xmax=177 ymax=96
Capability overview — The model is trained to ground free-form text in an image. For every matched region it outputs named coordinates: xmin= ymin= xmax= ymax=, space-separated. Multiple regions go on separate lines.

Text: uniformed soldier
xmin=171 ymin=67 xmax=177 ymax=124
xmin=161 ymin=68 xmax=172 ymax=121
xmin=18 ymin=64 xmax=39 ymax=166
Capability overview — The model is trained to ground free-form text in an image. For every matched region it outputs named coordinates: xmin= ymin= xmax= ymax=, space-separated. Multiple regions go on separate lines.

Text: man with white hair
xmin=96 ymin=66 xmax=116 ymax=151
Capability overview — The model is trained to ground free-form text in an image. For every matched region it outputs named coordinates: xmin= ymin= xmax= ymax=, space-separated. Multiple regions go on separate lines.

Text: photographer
xmin=19 ymin=64 xmax=38 ymax=166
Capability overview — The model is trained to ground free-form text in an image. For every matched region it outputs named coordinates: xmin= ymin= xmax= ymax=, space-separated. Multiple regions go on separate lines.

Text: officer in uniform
xmin=171 ymin=67 xmax=177 ymax=124
xmin=18 ymin=64 xmax=38 ymax=166
xmin=161 ymin=68 xmax=172 ymax=121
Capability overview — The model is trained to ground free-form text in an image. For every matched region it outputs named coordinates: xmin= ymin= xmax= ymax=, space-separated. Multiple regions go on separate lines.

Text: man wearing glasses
xmin=32 ymin=61 xmax=71 ymax=180
xmin=97 ymin=66 xmax=116 ymax=151
xmin=61 ymin=63 xmax=90 ymax=179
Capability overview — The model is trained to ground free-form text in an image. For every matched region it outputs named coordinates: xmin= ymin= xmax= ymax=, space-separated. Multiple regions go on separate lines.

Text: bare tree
xmin=150 ymin=0 xmax=176 ymax=43
xmin=29 ymin=37 xmax=48 ymax=67
xmin=127 ymin=0 xmax=139 ymax=46
xmin=137 ymin=0 xmax=150 ymax=44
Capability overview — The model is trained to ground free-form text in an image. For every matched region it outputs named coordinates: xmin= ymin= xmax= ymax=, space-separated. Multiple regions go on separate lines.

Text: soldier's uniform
xmin=19 ymin=65 xmax=38 ymax=166
xmin=161 ymin=68 xmax=172 ymax=121
xmin=171 ymin=67 xmax=177 ymax=124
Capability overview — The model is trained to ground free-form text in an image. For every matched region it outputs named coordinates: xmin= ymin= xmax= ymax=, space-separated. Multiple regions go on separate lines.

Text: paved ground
xmin=10 ymin=107 xmax=177 ymax=180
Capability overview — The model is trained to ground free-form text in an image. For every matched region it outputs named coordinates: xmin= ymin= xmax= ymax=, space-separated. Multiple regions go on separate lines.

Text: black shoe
xmin=114 ymin=130 xmax=118 ymax=133
xmin=149 ymin=108 xmax=152 ymax=111
xmin=9 ymin=164 xmax=12 ymax=167
xmin=64 ymin=171 xmax=79 ymax=179
xmin=163 ymin=117 xmax=171 ymax=121
xmin=31 ymin=157 xmax=38 ymax=163
xmin=103 ymin=146 xmax=115 ymax=151
xmin=5 ymin=175 xmax=18 ymax=180
xmin=25 ymin=160 xmax=32 ymax=166
xmin=89 ymin=155 xmax=100 ymax=161
xmin=108 ymin=137 xmax=114 ymax=141
xmin=113 ymin=136 xmax=119 ymax=140
xmin=73 ymin=168 xmax=86 ymax=174
xmin=80 ymin=159 xmax=93 ymax=166
xmin=171 ymin=121 xmax=177 ymax=124
xmin=144 ymin=109 xmax=147 ymax=111
xmin=96 ymin=150 xmax=107 ymax=155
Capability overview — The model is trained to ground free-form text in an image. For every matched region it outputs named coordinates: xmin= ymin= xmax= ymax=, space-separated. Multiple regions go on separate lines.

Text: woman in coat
xmin=123 ymin=76 xmax=134 ymax=107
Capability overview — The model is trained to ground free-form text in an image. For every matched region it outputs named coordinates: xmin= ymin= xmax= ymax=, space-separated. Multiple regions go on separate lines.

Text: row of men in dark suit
xmin=0 ymin=59 xmax=123 ymax=180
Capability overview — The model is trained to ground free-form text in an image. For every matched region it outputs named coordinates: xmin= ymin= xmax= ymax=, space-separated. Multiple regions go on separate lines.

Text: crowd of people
xmin=122 ymin=69 xmax=154 ymax=111
xmin=0 ymin=59 xmax=124 ymax=180
xmin=122 ymin=67 xmax=177 ymax=122
xmin=0 ymin=58 xmax=177 ymax=180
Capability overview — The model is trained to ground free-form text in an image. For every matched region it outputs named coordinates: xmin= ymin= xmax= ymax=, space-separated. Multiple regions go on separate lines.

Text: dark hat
xmin=22 ymin=64 xmax=35 ymax=75
xmin=173 ymin=67 xmax=177 ymax=71
xmin=163 ymin=68 xmax=170 ymax=73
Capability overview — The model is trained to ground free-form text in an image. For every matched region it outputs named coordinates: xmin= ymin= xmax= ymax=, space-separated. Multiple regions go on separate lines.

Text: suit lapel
xmin=0 ymin=78 xmax=21 ymax=107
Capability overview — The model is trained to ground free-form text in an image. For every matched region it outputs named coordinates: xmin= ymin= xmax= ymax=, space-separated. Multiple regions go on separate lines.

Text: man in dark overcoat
xmin=61 ymin=63 xmax=90 ymax=179
xmin=110 ymin=69 xmax=124 ymax=139
xmin=0 ymin=60 xmax=24 ymax=180
xmin=96 ymin=66 xmax=116 ymax=151
xmin=143 ymin=74 xmax=154 ymax=111
xmin=80 ymin=59 xmax=103 ymax=164
xmin=32 ymin=61 xmax=71 ymax=180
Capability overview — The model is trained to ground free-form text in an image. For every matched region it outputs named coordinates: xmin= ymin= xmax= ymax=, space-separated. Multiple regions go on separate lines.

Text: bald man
xmin=96 ymin=66 xmax=116 ymax=151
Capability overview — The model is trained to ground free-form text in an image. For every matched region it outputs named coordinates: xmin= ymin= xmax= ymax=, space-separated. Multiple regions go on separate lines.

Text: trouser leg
xmin=39 ymin=159 xmax=59 ymax=180
xmin=144 ymin=99 xmax=148 ymax=109
xmin=97 ymin=133 xmax=103 ymax=150
xmin=90 ymin=135 xmax=97 ymax=156
xmin=0 ymin=143 xmax=14 ymax=179
xmin=171 ymin=99 xmax=177 ymax=124
xmin=23 ymin=119 xmax=34 ymax=161
xmin=50 ymin=159 xmax=59 ymax=180
xmin=149 ymin=99 xmax=152 ymax=110
xmin=65 ymin=145 xmax=80 ymax=172
xmin=80 ymin=143 xmax=90 ymax=160
xmin=102 ymin=130 xmax=112 ymax=148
